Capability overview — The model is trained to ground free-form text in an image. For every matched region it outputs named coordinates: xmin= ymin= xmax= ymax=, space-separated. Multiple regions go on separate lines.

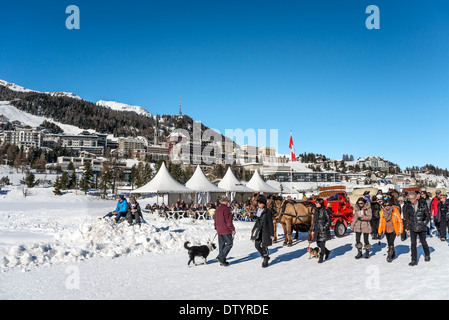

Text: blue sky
xmin=1 ymin=1 xmax=448 ymax=169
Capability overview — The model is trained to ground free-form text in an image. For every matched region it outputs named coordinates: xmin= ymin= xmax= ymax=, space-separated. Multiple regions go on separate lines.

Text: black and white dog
xmin=184 ymin=241 xmax=216 ymax=266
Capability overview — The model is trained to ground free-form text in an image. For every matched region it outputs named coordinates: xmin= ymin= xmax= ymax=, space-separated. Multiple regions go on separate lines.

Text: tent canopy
xmin=130 ymin=162 xmax=191 ymax=194
xmin=186 ymin=165 xmax=225 ymax=193
xmin=246 ymin=170 xmax=280 ymax=194
xmin=218 ymin=168 xmax=253 ymax=193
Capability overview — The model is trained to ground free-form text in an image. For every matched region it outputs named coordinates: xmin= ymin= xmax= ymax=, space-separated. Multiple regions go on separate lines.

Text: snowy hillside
xmin=96 ymin=100 xmax=154 ymax=118
xmin=0 ymin=101 xmax=89 ymax=135
xmin=0 ymin=79 xmax=82 ymax=100
xmin=0 ymin=80 xmax=36 ymax=93
xmin=0 ymin=101 xmax=93 ymax=134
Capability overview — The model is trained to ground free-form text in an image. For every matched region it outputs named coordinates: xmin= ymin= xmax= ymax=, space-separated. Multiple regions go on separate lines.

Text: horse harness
xmin=271 ymin=199 xmax=313 ymax=225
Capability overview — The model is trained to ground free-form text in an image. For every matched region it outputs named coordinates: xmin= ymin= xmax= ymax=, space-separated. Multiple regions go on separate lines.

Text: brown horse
xmin=268 ymin=196 xmax=315 ymax=247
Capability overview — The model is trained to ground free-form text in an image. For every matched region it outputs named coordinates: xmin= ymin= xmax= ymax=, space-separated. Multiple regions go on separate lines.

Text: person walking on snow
xmin=214 ymin=196 xmax=235 ymax=266
xmin=404 ymin=192 xmax=431 ymax=266
xmin=436 ymin=194 xmax=449 ymax=241
xmin=431 ymin=190 xmax=442 ymax=236
xmin=378 ymin=200 xmax=403 ymax=262
xmin=251 ymin=195 xmax=275 ymax=268
xmin=310 ymin=198 xmax=332 ymax=263
xmin=352 ymin=197 xmax=373 ymax=259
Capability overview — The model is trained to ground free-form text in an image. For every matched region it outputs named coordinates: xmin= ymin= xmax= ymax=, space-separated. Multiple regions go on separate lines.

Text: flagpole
xmin=290 ymin=130 xmax=294 ymax=183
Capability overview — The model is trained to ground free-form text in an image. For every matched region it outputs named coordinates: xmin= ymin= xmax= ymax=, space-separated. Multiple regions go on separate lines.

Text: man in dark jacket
xmin=252 ymin=196 xmax=275 ymax=268
xmin=214 ymin=196 xmax=235 ymax=266
xmin=404 ymin=192 xmax=431 ymax=266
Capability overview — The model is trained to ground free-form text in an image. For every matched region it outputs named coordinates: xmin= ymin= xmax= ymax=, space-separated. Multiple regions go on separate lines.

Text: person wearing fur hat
xmin=251 ymin=195 xmax=274 ymax=268
xmin=352 ymin=197 xmax=373 ymax=259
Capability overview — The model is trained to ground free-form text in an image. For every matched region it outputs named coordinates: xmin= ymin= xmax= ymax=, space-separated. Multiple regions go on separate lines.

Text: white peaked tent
xmin=131 ymin=162 xmax=191 ymax=204
xmin=245 ymin=170 xmax=281 ymax=194
xmin=186 ymin=165 xmax=225 ymax=204
xmin=218 ymin=167 xmax=253 ymax=202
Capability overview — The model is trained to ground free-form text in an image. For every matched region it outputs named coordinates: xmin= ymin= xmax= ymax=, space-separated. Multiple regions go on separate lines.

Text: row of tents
xmin=130 ymin=162 xmax=280 ymax=204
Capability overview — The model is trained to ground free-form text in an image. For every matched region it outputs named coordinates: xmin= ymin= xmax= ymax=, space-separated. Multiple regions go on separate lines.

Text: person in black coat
xmin=252 ymin=196 xmax=275 ymax=268
xmin=310 ymin=198 xmax=332 ymax=263
xmin=436 ymin=194 xmax=449 ymax=241
xmin=403 ymin=192 xmax=431 ymax=266
xmin=370 ymin=196 xmax=382 ymax=240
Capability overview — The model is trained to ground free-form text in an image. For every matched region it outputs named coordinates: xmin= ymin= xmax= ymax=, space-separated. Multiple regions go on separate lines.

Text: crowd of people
xmin=103 ymin=187 xmax=448 ymax=268
xmin=144 ymin=199 xmax=256 ymax=221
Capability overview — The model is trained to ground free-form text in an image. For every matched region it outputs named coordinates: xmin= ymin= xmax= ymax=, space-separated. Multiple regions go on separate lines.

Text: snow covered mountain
xmin=96 ymin=100 xmax=154 ymax=118
xmin=0 ymin=79 xmax=156 ymax=119
xmin=0 ymin=79 xmax=82 ymax=100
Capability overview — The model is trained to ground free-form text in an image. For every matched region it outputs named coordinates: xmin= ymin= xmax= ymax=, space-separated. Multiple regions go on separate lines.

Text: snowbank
xmin=0 ymin=185 xmax=251 ymax=271
xmin=0 ymin=217 xmax=218 ymax=270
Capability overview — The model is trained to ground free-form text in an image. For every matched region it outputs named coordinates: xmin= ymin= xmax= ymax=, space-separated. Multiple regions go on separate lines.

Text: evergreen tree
xmin=79 ymin=161 xmax=94 ymax=194
xmin=135 ymin=162 xmax=146 ymax=188
xmin=60 ymin=171 xmax=69 ymax=190
xmin=129 ymin=164 xmax=138 ymax=189
xmin=21 ymin=171 xmax=39 ymax=188
xmin=143 ymin=163 xmax=153 ymax=184
xmin=53 ymin=176 xmax=62 ymax=195
xmin=34 ymin=153 xmax=47 ymax=173
xmin=99 ymin=165 xmax=113 ymax=198
xmin=67 ymin=162 xmax=77 ymax=189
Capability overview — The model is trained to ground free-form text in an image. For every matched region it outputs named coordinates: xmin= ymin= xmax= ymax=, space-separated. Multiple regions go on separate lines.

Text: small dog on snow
xmin=184 ymin=241 xmax=216 ymax=266
xmin=307 ymin=246 xmax=320 ymax=259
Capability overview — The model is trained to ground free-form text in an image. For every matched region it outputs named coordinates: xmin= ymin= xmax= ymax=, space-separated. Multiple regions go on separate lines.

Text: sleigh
xmin=312 ymin=186 xmax=354 ymax=238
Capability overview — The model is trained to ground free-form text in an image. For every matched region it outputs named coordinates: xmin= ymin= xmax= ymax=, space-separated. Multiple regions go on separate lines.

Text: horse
xmin=250 ymin=193 xmax=315 ymax=246
xmin=268 ymin=196 xmax=315 ymax=247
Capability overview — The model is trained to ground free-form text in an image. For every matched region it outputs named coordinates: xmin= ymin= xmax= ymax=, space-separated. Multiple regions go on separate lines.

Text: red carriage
xmin=311 ymin=186 xmax=354 ymax=238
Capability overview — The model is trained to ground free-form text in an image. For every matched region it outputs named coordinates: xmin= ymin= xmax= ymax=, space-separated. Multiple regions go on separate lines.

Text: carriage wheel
xmin=334 ymin=221 xmax=347 ymax=238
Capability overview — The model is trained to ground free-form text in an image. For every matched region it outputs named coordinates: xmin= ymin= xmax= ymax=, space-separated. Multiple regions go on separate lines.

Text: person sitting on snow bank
xmin=102 ymin=195 xmax=128 ymax=223
xmin=126 ymin=196 xmax=143 ymax=226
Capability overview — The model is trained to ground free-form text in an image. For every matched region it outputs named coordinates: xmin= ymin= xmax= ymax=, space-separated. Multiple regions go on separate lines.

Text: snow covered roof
xmin=131 ymin=162 xmax=192 ymax=194
xmin=245 ymin=170 xmax=281 ymax=194
xmin=218 ymin=168 xmax=253 ymax=193
xmin=186 ymin=165 xmax=225 ymax=193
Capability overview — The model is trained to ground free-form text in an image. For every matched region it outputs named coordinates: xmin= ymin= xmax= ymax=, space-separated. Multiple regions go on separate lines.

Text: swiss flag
xmin=289 ymin=131 xmax=295 ymax=161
